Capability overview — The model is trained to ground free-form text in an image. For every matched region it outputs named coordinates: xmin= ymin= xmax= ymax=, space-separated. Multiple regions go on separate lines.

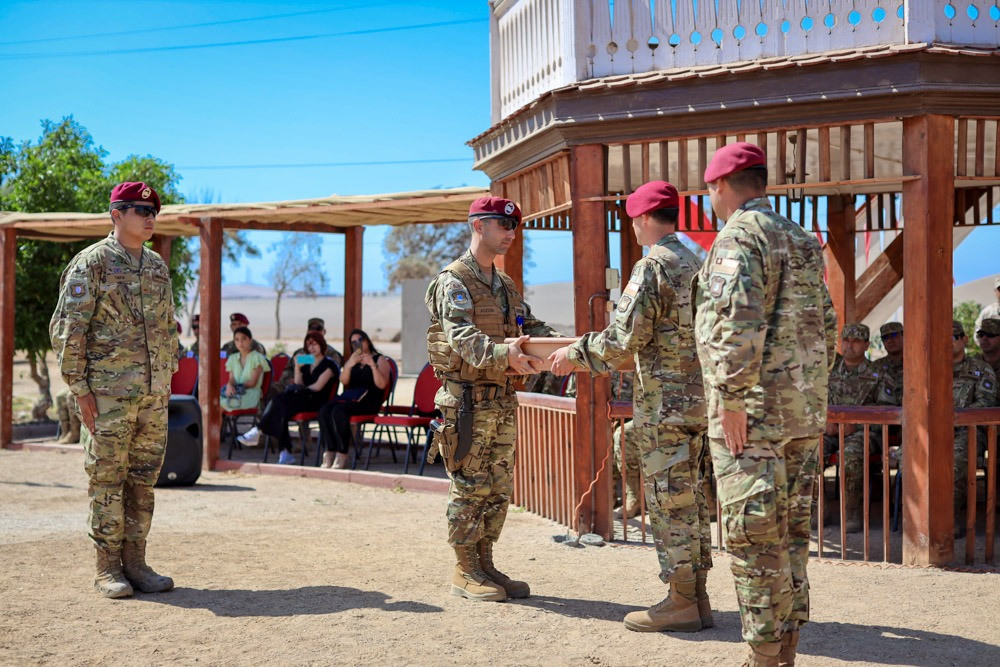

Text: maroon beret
xmin=175 ymin=321 xmax=183 ymax=334
xmin=625 ymin=181 xmax=680 ymax=218
xmin=110 ymin=181 xmax=161 ymax=213
xmin=469 ymin=196 xmax=521 ymax=224
xmin=703 ymin=142 xmax=767 ymax=184
xmin=230 ymin=312 xmax=249 ymax=325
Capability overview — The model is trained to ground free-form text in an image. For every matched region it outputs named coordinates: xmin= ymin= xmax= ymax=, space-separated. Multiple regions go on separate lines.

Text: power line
xmin=0 ymin=4 xmax=390 ymax=46
xmin=178 ymin=158 xmax=471 ymax=171
xmin=0 ymin=17 xmax=486 ymax=60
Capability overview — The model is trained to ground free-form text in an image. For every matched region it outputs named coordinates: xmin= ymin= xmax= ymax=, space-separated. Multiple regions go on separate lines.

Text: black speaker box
xmin=156 ymin=395 xmax=203 ymax=487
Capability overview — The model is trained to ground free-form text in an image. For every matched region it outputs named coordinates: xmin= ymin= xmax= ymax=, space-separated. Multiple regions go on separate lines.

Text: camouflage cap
xmin=978 ymin=318 xmax=1000 ymax=336
xmin=953 ymin=320 xmax=966 ymax=336
xmin=880 ymin=322 xmax=903 ymax=337
xmin=841 ymin=323 xmax=870 ymax=341
xmin=307 ymin=317 xmax=325 ymax=330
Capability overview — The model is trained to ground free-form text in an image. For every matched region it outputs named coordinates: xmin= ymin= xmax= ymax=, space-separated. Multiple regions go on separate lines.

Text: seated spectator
xmin=221 ymin=312 xmax=266 ymax=357
xmin=237 ymin=317 xmax=343 ymax=447
xmin=191 ymin=313 xmax=200 ymax=353
xmin=318 ymin=328 xmax=392 ymax=469
xmin=222 ymin=326 xmax=269 ymax=412
xmin=257 ymin=331 xmax=338 ymax=464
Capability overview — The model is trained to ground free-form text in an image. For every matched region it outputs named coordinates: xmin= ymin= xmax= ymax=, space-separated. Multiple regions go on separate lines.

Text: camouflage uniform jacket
xmin=568 ymin=234 xmax=706 ymax=428
xmin=694 ymin=197 xmax=838 ymax=441
xmin=49 ymin=233 xmax=178 ymax=398
xmin=425 ymin=249 xmax=558 ymax=409
xmin=972 ymin=353 xmax=1000 ymax=404
xmin=873 ymin=355 xmax=904 ymax=406
xmin=828 ymin=355 xmax=880 ymax=407
xmin=953 ymin=356 xmax=997 ymax=409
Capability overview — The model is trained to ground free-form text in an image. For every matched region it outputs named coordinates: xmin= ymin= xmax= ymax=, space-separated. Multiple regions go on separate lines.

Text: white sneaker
xmin=237 ymin=426 xmax=261 ymax=447
xmin=277 ymin=450 xmax=296 ymax=465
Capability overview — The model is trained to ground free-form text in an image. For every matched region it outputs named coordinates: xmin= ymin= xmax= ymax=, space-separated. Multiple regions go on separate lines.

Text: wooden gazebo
xmin=470 ymin=0 xmax=1000 ymax=565
xmin=0 ymin=186 xmax=487 ymax=467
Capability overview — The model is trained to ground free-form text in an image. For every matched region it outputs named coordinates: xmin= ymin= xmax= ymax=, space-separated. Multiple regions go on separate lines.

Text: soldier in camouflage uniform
xmin=426 ymin=196 xmax=559 ymax=602
xmin=693 ymin=144 xmax=838 ymax=667
xmin=49 ymin=182 xmax=179 ymax=599
xmin=974 ymin=318 xmax=1000 ymax=401
xmin=823 ymin=324 xmax=881 ymax=533
xmin=55 ymin=387 xmax=82 ymax=444
xmin=873 ymin=322 xmax=904 ymax=408
xmin=951 ymin=320 xmax=997 ymax=537
xmin=551 ymin=181 xmax=712 ymax=633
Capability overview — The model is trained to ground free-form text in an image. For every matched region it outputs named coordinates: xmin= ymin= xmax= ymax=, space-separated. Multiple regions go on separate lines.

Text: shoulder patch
xmin=622 ymin=281 xmax=641 ymax=299
xmin=708 ymin=275 xmax=727 ymax=298
xmin=68 ymin=281 xmax=88 ymax=300
xmin=711 ymin=257 xmax=741 ymax=276
xmin=448 ymin=288 xmax=472 ymax=309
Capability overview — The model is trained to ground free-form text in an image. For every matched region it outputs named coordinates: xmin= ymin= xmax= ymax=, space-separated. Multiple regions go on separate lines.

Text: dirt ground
xmin=1 ymin=448 xmax=999 ymax=667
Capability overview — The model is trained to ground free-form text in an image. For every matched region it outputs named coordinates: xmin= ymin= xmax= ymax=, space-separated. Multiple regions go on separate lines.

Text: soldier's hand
xmin=719 ymin=406 xmax=748 ymax=455
xmin=548 ymin=346 xmax=575 ymax=376
xmin=507 ymin=335 xmax=543 ymax=374
xmin=77 ymin=393 xmax=98 ymax=433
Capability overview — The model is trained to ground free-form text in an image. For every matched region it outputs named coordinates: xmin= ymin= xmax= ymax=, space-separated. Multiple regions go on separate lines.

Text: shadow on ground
xmin=142 ymin=585 xmax=443 ymax=617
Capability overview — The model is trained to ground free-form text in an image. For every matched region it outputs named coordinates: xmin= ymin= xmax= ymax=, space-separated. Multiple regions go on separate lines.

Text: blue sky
xmin=1 ymin=0 xmax=996 ymax=294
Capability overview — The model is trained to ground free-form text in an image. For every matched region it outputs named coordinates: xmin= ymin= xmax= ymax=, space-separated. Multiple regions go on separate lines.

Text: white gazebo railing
xmin=491 ymin=0 xmax=1000 ymax=121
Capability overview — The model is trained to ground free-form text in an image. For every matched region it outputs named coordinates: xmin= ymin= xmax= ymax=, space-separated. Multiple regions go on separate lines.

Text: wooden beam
xmin=0 ymin=228 xmax=15 ymax=448
xmin=344 ymin=226 xmax=364 ymax=349
xmin=198 ymin=218 xmax=223 ymax=470
xmin=150 ymin=235 xmax=172 ymax=267
xmin=569 ymin=144 xmax=613 ymax=539
xmin=901 ymin=114 xmax=955 ymax=566
xmin=855 ymin=230 xmax=904 ymax=321
xmin=824 ymin=195 xmax=856 ymax=334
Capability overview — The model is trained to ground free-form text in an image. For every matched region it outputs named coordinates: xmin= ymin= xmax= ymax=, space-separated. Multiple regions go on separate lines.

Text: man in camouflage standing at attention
xmin=49 ymin=182 xmax=178 ymax=598
xmin=823 ymin=324 xmax=881 ymax=533
xmin=426 ymin=196 xmax=559 ymax=602
xmin=549 ymin=181 xmax=712 ymax=633
xmin=693 ymin=144 xmax=837 ymax=667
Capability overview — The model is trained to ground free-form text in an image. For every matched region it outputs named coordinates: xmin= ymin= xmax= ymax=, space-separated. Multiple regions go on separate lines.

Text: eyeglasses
xmin=978 ymin=331 xmax=999 ymax=339
xmin=117 ymin=204 xmax=157 ymax=218
xmin=191 ymin=325 xmax=200 ymax=330
xmin=953 ymin=333 xmax=965 ymax=340
xmin=350 ymin=337 xmax=364 ymax=345
xmin=478 ymin=216 xmax=518 ymax=231
xmin=881 ymin=332 xmax=901 ymax=341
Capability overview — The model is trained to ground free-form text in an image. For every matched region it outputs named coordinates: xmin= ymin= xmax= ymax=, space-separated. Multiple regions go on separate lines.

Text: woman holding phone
xmin=258 ymin=331 xmax=338 ymax=465
xmin=318 ymin=328 xmax=392 ymax=468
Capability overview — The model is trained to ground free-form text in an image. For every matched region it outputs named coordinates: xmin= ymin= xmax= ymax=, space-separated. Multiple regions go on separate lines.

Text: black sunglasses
xmin=881 ymin=332 xmax=901 ymax=341
xmin=953 ymin=333 xmax=965 ymax=340
xmin=977 ymin=331 xmax=999 ymax=339
xmin=478 ymin=215 xmax=518 ymax=231
xmin=116 ymin=204 xmax=157 ymax=218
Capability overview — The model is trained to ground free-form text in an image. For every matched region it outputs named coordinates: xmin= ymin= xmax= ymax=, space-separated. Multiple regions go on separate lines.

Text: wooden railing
xmin=513 ymin=392 xmax=577 ymax=527
xmin=491 ymin=1 xmax=1000 ymax=120
xmin=518 ymin=395 xmax=999 ymax=566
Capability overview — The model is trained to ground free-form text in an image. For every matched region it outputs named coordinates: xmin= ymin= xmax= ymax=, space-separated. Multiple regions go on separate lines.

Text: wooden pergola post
xmin=825 ymin=194 xmax=857 ymax=342
xmin=0 ymin=228 xmax=16 ymax=448
xmin=496 ymin=229 xmax=524 ymax=294
xmin=901 ymin=114 xmax=956 ymax=566
xmin=198 ymin=217 xmax=223 ymax=470
xmin=619 ymin=214 xmax=643 ymax=284
xmin=150 ymin=234 xmax=172 ymax=265
xmin=569 ymin=144 xmax=613 ymax=538
xmin=344 ymin=226 xmax=364 ymax=349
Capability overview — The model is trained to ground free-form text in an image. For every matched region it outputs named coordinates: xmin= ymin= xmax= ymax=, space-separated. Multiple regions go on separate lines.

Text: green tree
xmin=954 ymin=300 xmax=982 ymax=356
xmin=0 ymin=117 xmax=189 ymax=418
xmin=383 ymin=223 xmax=469 ymax=290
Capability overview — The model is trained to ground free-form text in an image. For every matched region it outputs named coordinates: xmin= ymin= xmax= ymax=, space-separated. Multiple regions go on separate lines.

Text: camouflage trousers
xmin=710 ymin=436 xmax=820 ymax=647
xmin=612 ymin=419 xmax=641 ymax=506
xmin=438 ymin=404 xmax=517 ymax=546
xmin=640 ymin=423 xmax=713 ymax=582
xmin=822 ymin=429 xmax=880 ymax=501
xmin=82 ymin=394 xmax=168 ymax=550
xmin=55 ymin=389 xmax=81 ymax=431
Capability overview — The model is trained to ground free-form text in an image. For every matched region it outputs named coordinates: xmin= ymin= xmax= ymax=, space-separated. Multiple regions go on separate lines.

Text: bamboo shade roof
xmin=0 ymin=185 xmax=489 ymax=241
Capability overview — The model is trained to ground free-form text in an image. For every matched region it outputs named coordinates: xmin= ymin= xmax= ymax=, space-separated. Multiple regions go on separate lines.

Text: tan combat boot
xmin=94 ymin=547 xmax=133 ymax=599
xmin=451 ymin=545 xmax=505 ymax=601
xmin=122 ymin=539 xmax=174 ymax=593
xmin=695 ymin=570 xmax=714 ymax=628
xmin=57 ymin=420 xmax=80 ymax=445
xmin=778 ymin=630 xmax=799 ymax=667
xmin=623 ymin=579 xmax=702 ymax=632
xmin=741 ymin=641 xmax=782 ymax=667
xmin=477 ymin=539 xmax=530 ymax=598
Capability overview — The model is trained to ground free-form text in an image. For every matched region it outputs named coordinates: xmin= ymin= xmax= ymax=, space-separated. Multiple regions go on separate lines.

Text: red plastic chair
xmin=270 ymin=353 xmax=289 ymax=385
xmin=262 ymin=359 xmax=341 ymax=466
xmin=372 ymin=363 xmax=442 ymax=474
xmin=170 ymin=355 xmax=198 ymax=395
xmin=223 ymin=358 xmax=272 ymax=459
xmin=350 ymin=356 xmax=399 ymax=468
